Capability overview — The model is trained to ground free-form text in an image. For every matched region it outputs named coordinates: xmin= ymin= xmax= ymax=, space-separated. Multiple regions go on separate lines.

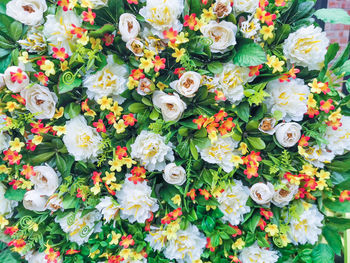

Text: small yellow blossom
xmin=300 ymin=164 xmax=317 ymax=176
xmin=97 ymin=96 xmax=113 ymax=110
xmin=266 ymin=55 xmax=284 ymax=73
xmin=32 ymin=135 xmax=43 ymax=145
xmin=18 ymin=51 xmax=29 ymax=64
xmin=144 ymin=49 xmax=155 ymax=60
xmin=171 ymin=194 xmax=181 ymax=206
xmin=139 ymin=58 xmax=154 ymax=73
xmin=0 ymin=215 xmax=9 ymax=229
xmin=6 ymin=101 xmax=19 ymax=112
xmin=119 ymin=249 xmax=131 ymax=259
xmin=232 ymin=238 xmax=245 ymax=250
xmin=53 ymin=126 xmax=66 ymax=136
xmin=41 ymin=60 xmax=56 ymax=76
xmin=109 ymin=183 xmax=122 ymax=191
xmin=122 ymin=157 xmax=136 ymax=168
xmin=127 ymin=77 xmax=139 ymax=90
xmin=102 ymin=171 xmax=116 ymax=185
xmin=265 ymin=224 xmax=279 ymax=237
xmin=53 ymin=107 xmax=64 ymax=119
xmin=307 ymin=94 xmax=317 ymax=108
xmin=90 ymin=184 xmax=101 ymax=195
xmin=114 ymin=119 xmax=126 ymax=133
xmin=0 ymin=165 xmax=10 ymax=174
xmin=90 ymin=38 xmax=103 ymax=50
xmin=328 ymin=108 xmax=342 ymax=122
xmin=108 ymin=158 xmax=124 ymax=172
xmin=239 ymin=142 xmax=248 ymax=155
xmin=60 ymin=61 xmax=69 ymax=71
xmin=175 ymin=32 xmax=189 ymax=44
xmin=316 ymin=170 xmax=330 ymax=180
xmin=157 ymin=82 xmax=168 ymax=90
xmin=231 ymin=155 xmax=244 ymax=167
xmin=260 ymin=25 xmax=274 ymax=41
xmin=110 ymin=102 xmax=123 ymax=116
xmin=80 ymin=0 xmax=93 ymax=8
xmin=77 ymin=31 xmax=89 ymax=46
xmin=109 ymin=231 xmax=121 ymax=245
xmin=206 ymin=205 xmax=216 ymax=211
xmin=172 ymin=48 xmax=186 ymax=62
xmin=10 ymin=138 xmax=25 ymax=152
xmin=67 ymin=0 xmax=77 ymax=9
xmin=201 ymin=7 xmax=216 ymax=22
xmin=85 ymin=109 xmax=96 ymax=117
xmin=316 ymin=179 xmax=327 ymax=190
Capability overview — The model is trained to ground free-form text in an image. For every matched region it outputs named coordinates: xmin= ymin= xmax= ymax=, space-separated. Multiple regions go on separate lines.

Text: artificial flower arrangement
xmin=0 ymin=0 xmax=349 ymax=262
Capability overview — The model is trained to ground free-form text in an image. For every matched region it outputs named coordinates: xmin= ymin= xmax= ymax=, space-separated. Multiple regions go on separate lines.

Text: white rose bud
xmin=30 ymin=165 xmax=59 ymax=196
xmin=6 ymin=0 xmax=47 ymax=26
xmin=170 ymin=71 xmax=201 ymax=98
xmin=272 ymin=179 xmax=298 ymax=207
xmin=20 ymin=84 xmax=58 ymax=119
xmin=119 ymin=13 xmax=140 ymax=42
xmin=152 ymin=91 xmax=187 ymax=122
xmin=250 ymin=182 xmax=274 ymax=205
xmin=3 ymin=66 xmax=30 ymax=93
xmin=45 ymin=194 xmax=63 ymax=212
xmin=200 ymin=21 xmax=237 ymax=53
xmin=126 ymin=38 xmax=144 ymax=57
xmin=163 ymin=163 xmax=186 ymax=186
xmin=258 ymin=117 xmax=277 ymax=135
xmin=213 ymin=0 xmax=232 ymax=18
xmin=275 ymin=122 xmax=302 ymax=147
xmin=23 ymin=190 xmax=48 ymax=212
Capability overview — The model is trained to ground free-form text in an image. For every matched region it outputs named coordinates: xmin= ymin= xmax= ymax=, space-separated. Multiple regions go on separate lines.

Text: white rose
xmin=163 ymin=163 xmax=186 ymax=186
xmin=119 ymin=13 xmax=140 ymax=42
xmin=126 ymin=38 xmax=144 ymax=57
xmin=170 ymin=71 xmax=201 ymax=98
xmin=283 ymin=25 xmax=329 ymax=70
xmin=272 ymin=179 xmax=298 ymax=207
xmin=62 ymin=115 xmax=102 ymax=162
xmin=250 ymin=182 xmax=274 ymax=205
xmin=45 ymin=194 xmax=63 ymax=212
xmin=152 ymin=91 xmax=187 ymax=122
xmin=20 ymin=84 xmax=58 ymax=119
xmin=275 ymin=122 xmax=302 ymax=148
xmin=258 ymin=117 xmax=277 ymax=135
xmin=233 ymin=0 xmax=259 ymax=13
xmin=200 ymin=21 xmax=237 ymax=53
xmin=0 ymin=132 xmax=10 ymax=152
xmin=6 ymin=0 xmax=47 ymax=26
xmin=3 ymin=66 xmax=29 ymax=93
xmin=0 ymin=183 xmax=16 ymax=217
xmin=323 ymin=116 xmax=350 ymax=155
xmin=30 ymin=165 xmax=59 ymax=196
xmin=137 ymin=78 xmax=154 ymax=96
xmin=213 ymin=0 xmax=232 ymax=18
xmin=23 ymin=190 xmax=47 ymax=212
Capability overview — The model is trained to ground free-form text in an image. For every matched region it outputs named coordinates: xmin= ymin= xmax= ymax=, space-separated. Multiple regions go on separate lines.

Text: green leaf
xmin=190 ymin=140 xmax=198 ymax=160
xmin=322 ymin=226 xmax=342 ymax=256
xmin=205 ymin=216 xmax=216 ymax=232
xmin=331 ymin=42 xmax=350 ymax=71
xmin=311 ymin=243 xmax=335 ymax=263
xmin=325 ymin=217 xmax=350 ymax=231
xmin=326 ymin=160 xmax=350 ymax=172
xmin=314 ymin=8 xmax=350 ymax=25
xmin=4 ymin=188 xmax=26 ymax=201
xmin=58 ymin=73 xmax=82 ymax=94
xmin=89 ymin=24 xmax=115 ymax=38
xmin=207 ymin=61 xmax=223 ymax=74
xmin=0 ymin=248 xmax=22 ymax=263
xmin=176 ymin=140 xmax=190 ymax=159
xmin=64 ymin=103 xmax=81 ymax=119
xmin=0 ymin=48 xmax=10 ymax=58
xmin=233 ymin=39 xmax=267 ymax=66
xmin=247 ymin=137 xmax=266 ymax=150
xmin=9 ymin=21 xmax=22 ymax=41
xmin=128 ymin=103 xmax=147 ymax=113
xmin=247 ymin=212 xmax=260 ymax=233
xmin=236 ymin=101 xmax=250 ymax=122
xmin=324 ymin=198 xmax=350 ymax=213
xmin=324 ymin=43 xmax=339 ymax=67
xmin=257 ymin=231 xmax=269 ymax=247
xmin=56 ymin=154 xmax=67 ymax=175
xmin=335 ymin=60 xmax=350 ymax=76
xmin=29 ymin=152 xmax=55 ymax=165
xmin=274 ymin=24 xmax=291 ymax=45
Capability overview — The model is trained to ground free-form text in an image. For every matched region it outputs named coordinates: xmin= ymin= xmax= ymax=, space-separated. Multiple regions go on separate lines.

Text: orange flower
xmin=34 ymin=72 xmax=49 ymax=86
xmin=260 ymin=208 xmax=273 ymax=220
xmin=11 ymin=94 xmax=26 ymax=105
xmin=306 ymin=106 xmax=319 ymax=118
xmin=244 ymin=164 xmax=259 ymax=179
xmin=193 ymin=115 xmax=207 ymax=129
xmin=102 ymin=33 xmax=114 ymax=46
xmin=298 ymin=135 xmax=310 ymax=147
xmin=130 ymin=69 xmax=145 ymax=80
xmin=115 ymin=146 xmax=128 ymax=160
xmin=153 ymin=56 xmax=166 ymax=72
xmin=123 ymin=113 xmax=137 ymax=126
xmin=10 ymin=68 xmax=27 ymax=84
xmin=93 ymin=119 xmax=106 ymax=133
xmin=45 ymin=248 xmax=60 ymax=263
xmin=319 ymin=99 xmax=334 ymax=113
xmin=275 ymin=0 xmax=286 ymax=6
xmin=214 ymin=109 xmax=227 ymax=122
xmin=52 ymin=47 xmax=68 ymax=61
xmin=127 ymin=0 xmax=138 ymax=3
xmin=92 ymin=171 xmax=102 ymax=185
xmin=57 ymin=0 xmax=70 ymax=11
xmin=20 ymin=165 xmax=36 ymax=179
xmin=186 ymin=188 xmax=196 ymax=200
xmin=184 ymin=14 xmax=197 ymax=30
xmin=206 ymin=237 xmax=216 ymax=252
xmin=119 ymin=235 xmax=135 ymax=248
xmin=70 ymin=24 xmax=86 ymax=38
xmin=163 ymin=28 xmax=178 ymax=43
xmin=82 ymin=8 xmax=96 ymax=25
xmin=169 ymin=207 xmax=182 ymax=219
xmin=199 ymin=189 xmax=212 ymax=200
xmin=65 ymin=249 xmax=80 ymax=255
xmin=131 ymin=166 xmax=146 ymax=177
xmin=249 ymin=65 xmax=263 ymax=77
xmin=339 ymin=190 xmax=350 ymax=202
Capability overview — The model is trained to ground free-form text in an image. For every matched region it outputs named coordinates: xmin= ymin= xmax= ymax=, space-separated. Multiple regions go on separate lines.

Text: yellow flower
xmin=91 ymin=184 xmax=101 ymax=195
xmin=232 ymin=238 xmax=245 ymax=250
xmin=60 ymin=61 xmax=69 ymax=71
xmin=316 ymin=179 xmax=327 ymax=190
xmin=89 ymin=249 xmax=101 ymax=258
xmin=328 ymin=108 xmax=342 ymax=122
xmin=32 ymin=135 xmax=43 ymax=145
xmin=206 ymin=205 xmax=216 ymax=211
xmin=157 ymin=82 xmax=168 ymax=90
xmin=300 ymin=164 xmax=317 ymax=176
xmin=119 ymin=249 xmax=131 ymax=259
xmin=139 ymin=58 xmax=154 ymax=73
xmin=108 ymin=158 xmax=124 ymax=172
xmin=0 ymin=165 xmax=10 ymax=174
xmin=41 ymin=60 xmax=56 ymax=76
xmin=260 ymin=25 xmax=274 ymax=41
xmin=171 ymin=194 xmax=181 ymax=206
xmin=97 ymin=96 xmax=113 ymax=110
xmin=144 ymin=49 xmax=155 ymax=60
xmin=10 ymin=138 xmax=24 ymax=152
xmin=109 ymin=183 xmax=122 ymax=191
xmin=208 ymin=131 xmax=217 ymax=142
xmin=85 ymin=109 xmax=96 ymax=117
xmin=53 ymin=126 xmax=66 ymax=136
xmin=114 ymin=119 xmax=126 ymax=133
xmin=18 ymin=51 xmax=29 ymax=64
xmin=266 ymin=55 xmax=284 ymax=73
xmin=110 ymin=102 xmax=123 ymax=116
xmin=194 ymin=17 xmax=206 ymax=31
xmin=265 ymin=224 xmax=279 ymax=237
xmin=80 ymin=0 xmax=93 ymax=8
xmin=280 ymin=234 xmax=290 ymax=246
xmin=201 ymin=7 xmax=216 ymax=22
xmin=6 ymin=101 xmax=19 ymax=112
xmin=127 ymin=77 xmax=139 ymax=90
xmin=53 ymin=107 xmax=64 ymax=119
xmin=238 ymin=142 xmax=248 ymax=155
xmin=307 ymin=94 xmax=317 ymax=108
xmin=231 ymin=155 xmax=244 ymax=167
xmin=90 ymin=38 xmax=103 ymax=50
xmin=109 ymin=231 xmax=121 ymax=245
xmin=0 ymin=215 xmax=9 ymax=229
xmin=122 ymin=157 xmax=136 ymax=168
xmin=316 ymin=170 xmax=330 ymax=180
xmin=172 ymin=48 xmax=186 ymax=62
xmin=78 ymin=31 xmax=89 ymax=46
xmin=102 ymin=171 xmax=116 ymax=185
xmin=175 ymin=32 xmax=189 ymax=45
xmin=68 ymin=0 xmax=77 ymax=9
xmin=167 ymin=41 xmax=178 ymax=50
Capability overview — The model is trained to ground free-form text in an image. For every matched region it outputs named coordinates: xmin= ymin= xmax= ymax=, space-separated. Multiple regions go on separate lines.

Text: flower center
xmin=215 ymin=3 xmax=228 ymax=17
xmin=22 ymin=5 xmax=35 ymax=13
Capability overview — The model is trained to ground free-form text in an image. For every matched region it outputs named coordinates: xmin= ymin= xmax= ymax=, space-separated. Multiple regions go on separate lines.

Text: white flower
xmin=0 ymin=132 xmax=10 ymax=152
xmin=30 ymin=165 xmax=59 ymax=196
xmin=239 ymin=242 xmax=279 ymax=263
xmin=6 ymin=0 xmax=47 ymax=26
xmin=283 ymin=25 xmax=329 ymax=70
xmin=233 ymin=0 xmax=259 ymax=13
xmin=55 ymin=210 xmax=101 ymax=245
xmin=26 ymin=251 xmax=62 ymax=263
xmin=272 ymin=179 xmax=298 ymax=207
xmin=323 ymin=116 xmax=350 ymax=155
xmin=145 ymin=227 xmax=167 ymax=252
xmin=288 ymin=204 xmax=324 ymax=245
xmin=45 ymin=194 xmax=63 ymax=212
xmin=18 ymin=27 xmax=47 ymax=53
xmin=240 ymin=16 xmax=261 ymax=39
xmin=163 ymin=224 xmax=206 ymax=263
xmin=119 ymin=13 xmax=141 ymax=42
xmin=250 ymin=182 xmax=274 ymax=205
xmin=3 ymin=66 xmax=29 ymax=93
xmin=137 ymin=78 xmax=154 ymax=96
xmin=213 ymin=0 xmax=232 ymax=18
xmin=163 ymin=163 xmax=186 ymax=186
xmin=84 ymin=0 xmax=107 ymax=9
xmin=83 ymin=55 xmax=128 ymax=103
xmin=303 ymin=145 xmax=335 ymax=168
xmin=96 ymin=196 xmax=119 ymax=223
xmin=258 ymin=117 xmax=277 ymax=135
xmin=218 ymin=180 xmax=251 ymax=225
xmin=215 ymin=63 xmax=251 ymax=104
xmin=170 ymin=71 xmax=201 ymax=98
xmin=63 ymin=115 xmax=102 ymax=162
xmin=126 ymin=38 xmax=144 ymax=57
xmin=265 ymin=78 xmax=310 ymax=122
xmin=152 ymin=91 xmax=187 ymax=122
xmin=116 ymin=175 xmax=159 ymax=223
xmin=23 ymin=190 xmax=47 ymax=212
xmin=275 ymin=122 xmax=302 ymax=148
xmin=199 ymin=135 xmax=239 ymax=173
xmin=139 ymin=0 xmax=184 ymax=38
xmin=43 ymin=10 xmax=82 ymax=56
xmin=0 ymin=183 xmax=17 ymax=217
xmin=200 ymin=21 xmax=237 ymax=53
xmin=20 ymin=84 xmax=58 ymax=119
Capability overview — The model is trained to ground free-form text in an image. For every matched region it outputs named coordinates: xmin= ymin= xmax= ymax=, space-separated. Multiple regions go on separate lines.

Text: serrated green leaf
xmin=233 ymin=39 xmax=267 ymax=66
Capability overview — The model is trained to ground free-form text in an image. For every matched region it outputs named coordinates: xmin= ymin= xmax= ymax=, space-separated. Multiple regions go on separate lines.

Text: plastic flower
xmin=82 ymin=8 xmax=96 ymax=25
xmin=172 ymin=48 xmax=186 ymax=62
xmin=52 ymin=47 xmax=68 ymax=61
xmin=153 ymin=56 xmax=166 ymax=72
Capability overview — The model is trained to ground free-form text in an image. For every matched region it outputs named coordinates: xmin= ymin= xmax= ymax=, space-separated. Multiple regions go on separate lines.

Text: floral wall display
xmin=0 ymin=0 xmax=349 ymax=262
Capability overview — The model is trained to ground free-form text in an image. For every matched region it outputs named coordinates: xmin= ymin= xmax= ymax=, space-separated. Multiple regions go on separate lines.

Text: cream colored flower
xmin=20 ymin=84 xmax=58 ymax=119
xmin=23 ymin=190 xmax=47 ymax=212
xmin=6 ymin=0 xmax=47 ymax=26
xmin=213 ymin=0 xmax=232 ymax=18
xmin=152 ymin=91 xmax=187 ymax=122
xmin=258 ymin=117 xmax=277 ymax=135
xmin=239 ymin=242 xmax=279 ymax=263
xmin=283 ymin=25 xmax=329 ymax=70
xmin=272 ymin=179 xmax=298 ymax=207
xmin=240 ymin=15 xmax=261 ymax=39
xmin=119 ymin=13 xmax=140 ymax=42
xmin=302 ymin=145 xmax=335 ymax=168
xmin=163 ymin=163 xmax=186 ymax=186
xmin=0 ymin=183 xmax=17 ymax=217
xmin=233 ymin=0 xmax=259 ymax=13
xmin=323 ymin=116 xmax=350 ymax=155
xmin=250 ymin=182 xmax=274 ymax=205
xmin=170 ymin=71 xmax=201 ymax=98
xmin=0 ymin=132 xmax=10 ymax=152
xmin=126 ymin=38 xmax=144 ymax=57
xmin=274 ymin=122 xmax=302 ymax=148
xmin=30 ymin=165 xmax=59 ymax=196
xmin=200 ymin=21 xmax=237 ymax=53
xmin=145 ymin=227 xmax=167 ymax=252
xmin=3 ymin=66 xmax=30 ymax=93
xmin=96 ymin=196 xmax=119 ymax=223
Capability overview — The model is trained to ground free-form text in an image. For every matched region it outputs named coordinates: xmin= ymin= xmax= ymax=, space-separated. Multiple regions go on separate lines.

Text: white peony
xmin=323 ymin=116 xmax=350 ymax=155
xmin=239 ymin=242 xmax=279 ymax=263
xmin=152 ymin=91 xmax=187 ymax=122
xmin=116 ymin=175 xmax=159 ymax=223
xmin=218 ymin=180 xmax=251 ymax=225
xmin=200 ymin=21 xmax=237 ymax=53
xmin=0 ymin=183 xmax=17 ymax=217
xmin=20 ymin=84 xmax=58 ymax=119
xmin=302 ymin=145 xmax=335 ymax=168
xmin=199 ymin=135 xmax=239 ymax=173
xmin=6 ymin=0 xmax=47 ymax=26
xmin=23 ymin=190 xmax=47 ymax=212
xmin=0 ymin=132 xmax=10 ymax=152
xmin=274 ymin=122 xmax=302 ymax=148
xmin=30 ymin=165 xmax=59 ymax=196
xmin=170 ymin=71 xmax=201 ymax=98
xmin=139 ymin=0 xmax=184 ymax=38
xmin=18 ymin=27 xmax=47 ymax=53
xmin=96 ymin=196 xmax=119 ymax=223
xmin=250 ymin=182 xmax=274 ymax=205
xmin=83 ymin=55 xmax=128 ymax=103
xmin=43 ymin=10 xmax=82 ymax=56
xmin=233 ymin=0 xmax=259 ymax=13
xmin=145 ymin=227 xmax=167 ymax=252
xmin=272 ymin=179 xmax=298 ymax=207
xmin=283 ymin=25 xmax=329 ymax=70
xmin=119 ymin=13 xmax=141 ymax=42
xmin=163 ymin=224 xmax=206 ymax=263
xmin=25 ymin=251 xmax=62 ymax=263
xmin=240 ymin=15 xmax=261 ymax=39
xmin=288 ymin=204 xmax=324 ymax=245
xmin=63 ymin=115 xmax=102 ymax=162
xmin=215 ymin=63 xmax=251 ymax=104
xmin=265 ymin=78 xmax=310 ymax=122
xmin=213 ymin=0 xmax=233 ymax=18
xmin=163 ymin=163 xmax=186 ymax=186
xmin=3 ymin=66 xmax=30 ymax=93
